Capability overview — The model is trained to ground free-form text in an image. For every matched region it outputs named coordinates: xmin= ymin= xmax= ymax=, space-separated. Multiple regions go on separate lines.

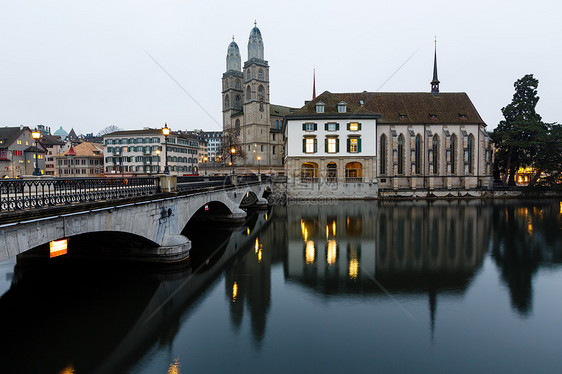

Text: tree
xmin=97 ymin=125 xmax=122 ymax=137
xmin=492 ymin=75 xmax=548 ymax=186
xmin=528 ymin=122 xmax=562 ymax=187
xmin=220 ymin=127 xmax=246 ymax=166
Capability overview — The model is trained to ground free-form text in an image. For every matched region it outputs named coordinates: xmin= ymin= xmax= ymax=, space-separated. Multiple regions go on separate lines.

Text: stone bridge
xmin=0 ymin=181 xmax=270 ymax=263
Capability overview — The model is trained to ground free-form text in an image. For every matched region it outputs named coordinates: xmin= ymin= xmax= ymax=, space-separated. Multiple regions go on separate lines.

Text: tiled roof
xmin=286 ymin=91 xmax=486 ymax=126
xmin=287 ymin=91 xmax=379 ymax=118
xmin=105 ymin=128 xmax=164 ymax=136
xmin=270 ymin=104 xmax=296 ymax=117
xmin=62 ymin=141 xmax=103 ymax=157
xmin=337 ymin=92 xmax=486 ymax=125
xmin=0 ymin=127 xmax=26 ymax=148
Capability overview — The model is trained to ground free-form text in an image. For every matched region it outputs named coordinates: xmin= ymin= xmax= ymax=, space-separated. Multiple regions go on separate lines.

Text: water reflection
xmin=0 ymin=209 xmax=272 ymax=374
xmin=0 ymin=200 xmax=560 ymax=373
xmin=490 ymin=200 xmax=562 ymax=316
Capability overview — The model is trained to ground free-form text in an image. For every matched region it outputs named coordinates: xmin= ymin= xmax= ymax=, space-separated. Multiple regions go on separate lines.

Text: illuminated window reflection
xmin=348 ymin=245 xmax=359 ymax=280
xmin=305 ymin=240 xmax=315 ymax=264
xmin=327 ymin=240 xmax=337 ymax=266
xmin=255 ymin=238 xmax=260 ymax=254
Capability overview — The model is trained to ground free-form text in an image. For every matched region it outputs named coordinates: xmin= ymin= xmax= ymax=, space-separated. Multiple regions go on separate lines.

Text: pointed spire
xmin=232 ymin=35 xmax=235 ymax=41
xmin=66 ymin=144 xmax=76 ymax=156
xmin=312 ymin=68 xmax=316 ymax=100
xmin=431 ymin=38 xmax=440 ymax=97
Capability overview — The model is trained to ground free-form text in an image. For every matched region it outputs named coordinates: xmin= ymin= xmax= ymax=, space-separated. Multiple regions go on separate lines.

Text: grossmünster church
xmin=222 ymin=23 xmax=293 ymax=168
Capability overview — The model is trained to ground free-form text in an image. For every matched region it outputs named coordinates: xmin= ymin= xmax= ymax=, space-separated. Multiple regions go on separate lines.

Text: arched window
xmin=397 ymin=134 xmax=405 ymax=175
xmin=346 ymin=162 xmax=362 ymax=182
xmin=258 ymin=69 xmax=263 ymax=80
xmin=451 ymin=134 xmax=457 ymax=174
xmin=235 ymin=79 xmax=241 ymax=89
xmin=327 ymin=162 xmax=337 ymax=183
xmin=225 ymin=94 xmax=230 ymax=108
xmin=468 ymin=134 xmax=474 ymax=174
xmin=246 ymin=86 xmax=251 ymax=100
xmin=415 ymin=134 xmax=422 ymax=174
xmin=235 ymin=119 xmax=241 ymax=136
xmin=432 ymin=135 xmax=439 ymax=174
xmin=301 ymin=162 xmax=318 ymax=181
xmin=235 ymin=95 xmax=241 ymax=109
xmin=247 ymin=69 xmax=251 ymax=80
xmin=258 ymin=85 xmax=264 ymax=100
xmin=380 ymin=134 xmax=387 ymax=175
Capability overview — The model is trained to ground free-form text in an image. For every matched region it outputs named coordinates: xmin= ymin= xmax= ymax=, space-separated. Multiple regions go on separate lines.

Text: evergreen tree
xmin=492 ymin=74 xmax=547 ymax=186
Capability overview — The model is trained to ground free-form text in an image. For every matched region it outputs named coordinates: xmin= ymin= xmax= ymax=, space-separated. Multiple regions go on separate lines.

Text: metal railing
xmin=0 ymin=177 xmax=159 ymax=212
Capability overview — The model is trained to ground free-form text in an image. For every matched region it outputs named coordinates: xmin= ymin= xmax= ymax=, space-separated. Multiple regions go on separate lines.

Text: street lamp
xmin=31 ymin=129 xmax=41 ymax=176
xmin=204 ymin=156 xmax=208 ymax=176
xmin=257 ymin=156 xmax=261 ymax=175
xmin=155 ymin=149 xmax=161 ymax=174
xmin=230 ymin=147 xmax=236 ymax=175
xmin=162 ymin=123 xmax=170 ymax=175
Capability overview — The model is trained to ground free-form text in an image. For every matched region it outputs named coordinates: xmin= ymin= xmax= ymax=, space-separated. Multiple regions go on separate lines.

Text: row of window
xmin=104 ymin=156 xmax=198 ymax=164
xmin=302 ymin=122 xmax=361 ymax=132
xmin=57 ymin=159 xmax=101 ymax=165
xmin=314 ymin=101 xmax=348 ymax=113
xmin=107 ymin=146 xmax=162 ymax=153
xmin=379 ymin=133 xmax=475 ymax=175
xmin=302 ymin=137 xmax=361 ymax=154
xmin=105 ymin=137 xmax=160 ymax=145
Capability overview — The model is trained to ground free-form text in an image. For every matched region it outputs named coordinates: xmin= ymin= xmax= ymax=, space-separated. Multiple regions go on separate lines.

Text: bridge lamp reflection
xmin=255 ymin=238 xmax=259 ymax=254
xmin=246 ymin=227 xmax=250 ymax=235
xmin=50 ymin=239 xmax=68 ymax=258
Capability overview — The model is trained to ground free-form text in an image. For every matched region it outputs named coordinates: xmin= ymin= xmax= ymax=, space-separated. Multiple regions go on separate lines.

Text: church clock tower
xmin=222 ymin=37 xmax=244 ymax=135
xmin=242 ymin=22 xmax=271 ymax=166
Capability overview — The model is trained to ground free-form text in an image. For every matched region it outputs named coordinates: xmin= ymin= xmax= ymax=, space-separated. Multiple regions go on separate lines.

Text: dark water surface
xmin=0 ymin=200 xmax=561 ymax=374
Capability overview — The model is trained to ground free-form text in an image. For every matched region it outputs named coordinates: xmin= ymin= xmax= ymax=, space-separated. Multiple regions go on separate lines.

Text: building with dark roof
xmin=0 ymin=126 xmax=47 ymax=178
xmin=222 ymin=23 xmax=296 ymax=169
xmin=285 ymin=48 xmax=493 ymax=197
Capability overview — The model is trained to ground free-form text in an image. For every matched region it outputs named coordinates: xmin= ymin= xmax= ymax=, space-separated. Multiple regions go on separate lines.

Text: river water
xmin=0 ymin=199 xmax=561 ymax=374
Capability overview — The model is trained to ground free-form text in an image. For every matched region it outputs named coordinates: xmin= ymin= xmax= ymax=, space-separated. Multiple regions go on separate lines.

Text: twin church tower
xmin=222 ymin=23 xmax=291 ymax=167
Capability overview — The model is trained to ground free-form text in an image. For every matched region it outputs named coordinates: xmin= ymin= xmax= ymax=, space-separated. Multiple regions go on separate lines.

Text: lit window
xmin=349 ymin=122 xmax=360 ymax=131
xmin=337 ymin=102 xmax=347 ymax=113
xmin=305 ymin=138 xmax=315 ymax=153
xmin=327 ymin=138 xmax=337 ymax=153
xmin=17 ymin=140 xmax=22 ymax=144
xmin=315 ymin=102 xmax=325 ymax=113
xmin=349 ymin=138 xmax=358 ymax=152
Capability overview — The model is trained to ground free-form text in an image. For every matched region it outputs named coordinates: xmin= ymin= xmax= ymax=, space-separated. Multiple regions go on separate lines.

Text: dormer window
xmin=429 ymin=113 xmax=437 ymax=119
xmin=315 ymin=102 xmax=325 ymax=113
xmin=459 ymin=113 xmax=467 ymax=119
xmin=337 ymin=102 xmax=347 ymax=113
xmin=399 ymin=114 xmax=408 ymax=120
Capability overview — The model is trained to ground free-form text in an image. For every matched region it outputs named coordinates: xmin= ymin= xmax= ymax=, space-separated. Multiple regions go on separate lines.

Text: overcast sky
xmin=1 ymin=0 xmax=560 ymax=136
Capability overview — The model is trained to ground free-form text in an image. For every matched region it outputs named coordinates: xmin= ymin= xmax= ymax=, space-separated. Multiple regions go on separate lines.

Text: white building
xmin=285 ymin=92 xmax=380 ymax=198
xmin=103 ymin=128 xmax=200 ymax=176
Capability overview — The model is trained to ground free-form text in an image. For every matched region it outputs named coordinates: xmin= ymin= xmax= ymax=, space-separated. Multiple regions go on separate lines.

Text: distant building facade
xmin=201 ymin=131 xmax=223 ymax=162
xmin=103 ymin=129 xmax=200 ymax=175
xmin=55 ymin=141 xmax=104 ymax=177
xmin=0 ymin=126 xmax=46 ymax=178
xmin=222 ymin=23 xmax=294 ymax=167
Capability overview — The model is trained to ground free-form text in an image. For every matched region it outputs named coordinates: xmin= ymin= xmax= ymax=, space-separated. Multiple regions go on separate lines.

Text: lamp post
xmin=204 ymin=156 xmax=208 ymax=176
xmin=156 ymin=149 xmax=161 ymax=174
xmin=257 ymin=155 xmax=261 ymax=175
xmin=230 ymin=147 xmax=236 ymax=175
xmin=31 ymin=129 xmax=41 ymax=176
xmin=162 ymin=123 xmax=170 ymax=175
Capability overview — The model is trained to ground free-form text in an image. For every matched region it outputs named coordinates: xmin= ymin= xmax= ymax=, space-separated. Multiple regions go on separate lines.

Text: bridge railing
xmin=0 ymin=177 xmax=159 ymax=212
